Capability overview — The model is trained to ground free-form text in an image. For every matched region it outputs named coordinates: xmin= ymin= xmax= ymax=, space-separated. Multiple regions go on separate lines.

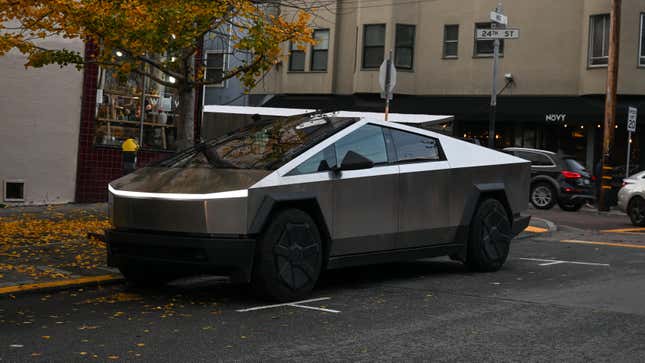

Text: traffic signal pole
xmin=599 ymin=0 xmax=622 ymax=211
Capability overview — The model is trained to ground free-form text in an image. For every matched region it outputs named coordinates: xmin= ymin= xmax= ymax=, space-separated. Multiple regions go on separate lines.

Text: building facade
xmin=0 ymin=37 xmax=83 ymax=205
xmin=256 ymin=0 xmax=645 ymax=171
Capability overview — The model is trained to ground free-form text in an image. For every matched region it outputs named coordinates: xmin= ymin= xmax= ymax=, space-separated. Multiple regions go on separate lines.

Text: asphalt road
xmin=2 ymin=209 xmax=645 ymax=362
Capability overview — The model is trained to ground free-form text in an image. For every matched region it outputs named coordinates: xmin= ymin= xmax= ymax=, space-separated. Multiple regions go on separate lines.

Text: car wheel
xmin=558 ymin=199 xmax=584 ymax=212
xmin=628 ymin=197 xmax=645 ymax=227
xmin=118 ymin=263 xmax=178 ymax=287
xmin=530 ymin=182 xmax=556 ymax=209
xmin=251 ymin=208 xmax=323 ymax=302
xmin=465 ymin=198 xmax=511 ymax=272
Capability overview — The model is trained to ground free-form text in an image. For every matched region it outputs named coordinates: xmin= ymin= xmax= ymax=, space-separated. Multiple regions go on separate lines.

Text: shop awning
xmin=262 ymin=94 xmax=645 ymax=124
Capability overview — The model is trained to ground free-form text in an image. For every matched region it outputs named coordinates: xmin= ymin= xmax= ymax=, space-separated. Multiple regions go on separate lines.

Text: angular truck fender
xmin=248 ymin=193 xmax=331 ymax=237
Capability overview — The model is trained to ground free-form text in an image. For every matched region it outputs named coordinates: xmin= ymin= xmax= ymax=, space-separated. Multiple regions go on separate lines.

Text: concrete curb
xmin=531 ymin=217 xmax=557 ymax=232
xmin=515 ymin=216 xmax=557 ymax=240
xmin=0 ymin=274 xmax=124 ymax=297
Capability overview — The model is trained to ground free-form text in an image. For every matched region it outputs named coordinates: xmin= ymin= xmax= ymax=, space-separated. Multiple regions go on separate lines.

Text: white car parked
xmin=617 ymin=170 xmax=645 ymax=226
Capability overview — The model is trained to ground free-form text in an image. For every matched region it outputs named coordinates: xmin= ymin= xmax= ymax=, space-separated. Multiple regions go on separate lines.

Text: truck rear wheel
xmin=465 ymin=198 xmax=511 ymax=272
xmin=251 ymin=208 xmax=323 ymax=302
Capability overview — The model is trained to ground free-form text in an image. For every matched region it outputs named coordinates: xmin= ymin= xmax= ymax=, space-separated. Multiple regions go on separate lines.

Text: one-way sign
xmin=476 ymin=28 xmax=520 ymax=40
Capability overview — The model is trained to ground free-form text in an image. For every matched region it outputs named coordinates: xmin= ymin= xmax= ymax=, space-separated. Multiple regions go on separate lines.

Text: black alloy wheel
xmin=252 ymin=208 xmax=323 ymax=302
xmin=628 ymin=197 xmax=645 ymax=227
xmin=530 ymin=182 xmax=556 ymax=209
xmin=465 ymin=198 xmax=512 ymax=272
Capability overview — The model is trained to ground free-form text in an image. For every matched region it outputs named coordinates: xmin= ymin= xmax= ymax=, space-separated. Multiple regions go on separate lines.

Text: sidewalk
xmin=0 ymin=203 xmax=122 ymax=295
xmin=0 ymin=203 xmax=553 ymax=296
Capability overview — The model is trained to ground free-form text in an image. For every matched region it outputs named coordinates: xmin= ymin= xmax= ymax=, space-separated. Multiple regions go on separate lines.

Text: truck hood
xmin=109 ymin=167 xmax=271 ymax=195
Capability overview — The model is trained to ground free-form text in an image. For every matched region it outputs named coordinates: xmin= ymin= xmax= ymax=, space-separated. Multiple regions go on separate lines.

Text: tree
xmin=0 ymin=0 xmax=314 ymax=147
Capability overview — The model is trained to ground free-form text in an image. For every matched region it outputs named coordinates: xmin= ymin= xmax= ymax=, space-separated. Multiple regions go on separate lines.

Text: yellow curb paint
xmin=524 ymin=226 xmax=548 ymax=233
xmin=0 ymin=274 xmax=123 ymax=295
xmin=599 ymin=227 xmax=645 ymax=234
xmin=560 ymin=239 xmax=645 ymax=249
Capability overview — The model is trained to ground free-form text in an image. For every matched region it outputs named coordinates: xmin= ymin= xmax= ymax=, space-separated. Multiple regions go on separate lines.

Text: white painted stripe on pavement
xmin=236 ymin=297 xmax=331 ymax=312
xmin=519 ymin=257 xmax=609 ymax=267
xmin=288 ymin=304 xmax=340 ymax=314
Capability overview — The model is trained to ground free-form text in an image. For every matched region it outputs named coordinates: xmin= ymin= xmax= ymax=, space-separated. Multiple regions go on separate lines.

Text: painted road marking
xmin=237 ymin=297 xmax=340 ymax=314
xmin=519 ymin=257 xmax=610 ymax=267
xmin=0 ymin=274 xmax=123 ymax=295
xmin=524 ymin=226 xmax=548 ymax=233
xmin=561 ymin=239 xmax=645 ymax=250
xmin=600 ymin=227 xmax=645 ymax=234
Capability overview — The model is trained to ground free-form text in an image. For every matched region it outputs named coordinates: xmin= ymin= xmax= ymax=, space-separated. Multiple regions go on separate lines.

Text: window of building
xmin=4 ymin=180 xmax=24 ymax=202
xmin=289 ymin=41 xmax=306 ymax=71
xmin=311 ymin=29 xmax=330 ymax=71
xmin=335 ymin=124 xmax=388 ymax=165
xmin=94 ymin=58 xmax=181 ymax=151
xmin=395 ymin=24 xmax=415 ymax=69
xmin=390 ymin=129 xmax=444 ymax=163
xmin=640 ymin=14 xmax=645 ymax=67
xmin=362 ymin=24 xmax=386 ymax=69
xmin=589 ymin=14 xmax=610 ymax=67
xmin=474 ymin=22 xmax=504 ymax=56
xmin=443 ymin=25 xmax=459 ymax=58
xmin=205 ymin=51 xmax=226 ymax=87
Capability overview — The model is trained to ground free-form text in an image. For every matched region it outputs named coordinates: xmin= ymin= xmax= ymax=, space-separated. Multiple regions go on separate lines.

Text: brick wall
xmin=74 ymin=43 xmax=183 ymax=202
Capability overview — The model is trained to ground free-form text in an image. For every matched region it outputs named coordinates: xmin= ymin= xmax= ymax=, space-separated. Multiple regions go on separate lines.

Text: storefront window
xmin=95 ymin=65 xmax=179 ymax=150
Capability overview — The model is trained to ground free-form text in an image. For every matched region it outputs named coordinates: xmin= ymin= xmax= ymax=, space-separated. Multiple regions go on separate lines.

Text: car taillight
xmin=561 ymin=171 xmax=582 ymax=179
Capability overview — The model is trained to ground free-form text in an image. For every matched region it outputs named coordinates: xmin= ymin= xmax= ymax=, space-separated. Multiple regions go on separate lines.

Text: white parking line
xmin=519 ymin=257 xmax=610 ymax=267
xmin=236 ymin=297 xmax=340 ymax=314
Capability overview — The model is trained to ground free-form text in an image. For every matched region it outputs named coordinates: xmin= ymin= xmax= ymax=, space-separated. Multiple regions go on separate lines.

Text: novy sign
xmin=545 ymin=114 xmax=566 ymax=123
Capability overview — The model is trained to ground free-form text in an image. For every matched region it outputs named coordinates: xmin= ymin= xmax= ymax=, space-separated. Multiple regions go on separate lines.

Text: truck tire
xmin=251 ymin=208 xmax=323 ymax=302
xmin=465 ymin=198 xmax=511 ymax=272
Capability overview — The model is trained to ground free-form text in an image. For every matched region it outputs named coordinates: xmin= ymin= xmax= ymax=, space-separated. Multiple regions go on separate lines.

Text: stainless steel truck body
xmin=107 ymin=112 xmax=530 ymax=300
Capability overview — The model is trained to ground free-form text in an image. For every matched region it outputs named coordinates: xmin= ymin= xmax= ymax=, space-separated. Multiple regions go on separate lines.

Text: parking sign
xmin=628 ymin=107 xmax=637 ymax=133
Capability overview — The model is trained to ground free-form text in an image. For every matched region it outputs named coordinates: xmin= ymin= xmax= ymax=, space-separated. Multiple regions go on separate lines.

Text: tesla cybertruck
xmin=106 ymin=109 xmax=530 ymax=301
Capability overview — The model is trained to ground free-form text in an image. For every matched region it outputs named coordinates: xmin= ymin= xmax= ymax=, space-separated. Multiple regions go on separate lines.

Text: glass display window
xmin=94 ymin=65 xmax=180 ymax=151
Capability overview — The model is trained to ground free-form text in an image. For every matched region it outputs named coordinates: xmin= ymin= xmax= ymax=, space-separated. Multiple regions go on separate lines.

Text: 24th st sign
xmin=476 ymin=28 xmax=520 ymax=40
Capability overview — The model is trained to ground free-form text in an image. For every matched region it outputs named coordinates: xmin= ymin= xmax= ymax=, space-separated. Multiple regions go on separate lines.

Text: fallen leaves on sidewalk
xmin=0 ymin=209 xmax=111 ymax=281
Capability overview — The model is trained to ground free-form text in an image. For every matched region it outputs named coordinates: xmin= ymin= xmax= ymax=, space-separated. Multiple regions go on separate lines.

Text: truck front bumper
xmin=106 ymin=229 xmax=256 ymax=283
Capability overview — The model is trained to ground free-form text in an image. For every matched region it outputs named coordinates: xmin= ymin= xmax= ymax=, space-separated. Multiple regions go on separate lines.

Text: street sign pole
xmin=379 ymin=49 xmax=396 ymax=121
xmin=488 ymin=3 xmax=503 ymax=148
xmin=626 ymin=106 xmax=637 ymax=178
xmin=626 ymin=131 xmax=632 ymax=178
xmin=385 ymin=50 xmax=392 ymax=121
xmin=489 ymin=37 xmax=500 ymax=148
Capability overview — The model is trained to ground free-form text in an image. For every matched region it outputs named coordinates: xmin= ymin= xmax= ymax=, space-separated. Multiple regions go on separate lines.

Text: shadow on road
xmin=118 ymin=258 xmax=470 ymax=306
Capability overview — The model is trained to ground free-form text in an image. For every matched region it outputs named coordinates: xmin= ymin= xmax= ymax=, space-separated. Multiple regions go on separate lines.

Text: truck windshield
xmin=156 ymin=115 xmax=357 ymax=170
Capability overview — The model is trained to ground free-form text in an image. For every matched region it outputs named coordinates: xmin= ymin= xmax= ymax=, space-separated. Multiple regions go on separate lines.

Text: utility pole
xmin=488 ymin=2 xmax=503 ymax=148
xmin=599 ymin=0 xmax=622 ymax=211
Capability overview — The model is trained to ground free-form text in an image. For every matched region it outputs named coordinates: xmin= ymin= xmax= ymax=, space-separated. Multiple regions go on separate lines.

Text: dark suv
xmin=503 ymin=148 xmax=594 ymax=211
